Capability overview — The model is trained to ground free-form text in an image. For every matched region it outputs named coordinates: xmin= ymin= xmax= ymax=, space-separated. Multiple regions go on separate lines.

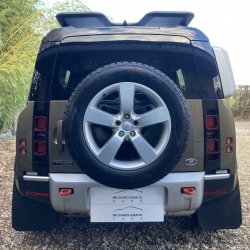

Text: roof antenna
xmin=123 ymin=20 xmax=127 ymax=26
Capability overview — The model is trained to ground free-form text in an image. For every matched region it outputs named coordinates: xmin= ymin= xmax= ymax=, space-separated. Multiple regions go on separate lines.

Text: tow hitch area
xmin=59 ymin=188 xmax=73 ymax=196
xmin=182 ymin=187 xmax=196 ymax=195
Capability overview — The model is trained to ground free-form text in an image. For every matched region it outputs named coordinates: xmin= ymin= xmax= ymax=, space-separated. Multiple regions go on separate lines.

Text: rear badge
xmin=185 ymin=158 xmax=197 ymax=166
xmin=53 ymin=160 xmax=74 ymax=166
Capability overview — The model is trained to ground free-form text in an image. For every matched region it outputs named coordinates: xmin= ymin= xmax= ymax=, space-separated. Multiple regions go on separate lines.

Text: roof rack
xmin=56 ymin=11 xmax=194 ymax=28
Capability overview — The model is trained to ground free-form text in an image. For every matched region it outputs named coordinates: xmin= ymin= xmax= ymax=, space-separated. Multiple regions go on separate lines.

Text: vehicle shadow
xmin=20 ymin=215 xmax=221 ymax=249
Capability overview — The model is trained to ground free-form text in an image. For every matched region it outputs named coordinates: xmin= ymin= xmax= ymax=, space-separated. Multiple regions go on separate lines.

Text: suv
xmin=12 ymin=11 xmax=242 ymax=231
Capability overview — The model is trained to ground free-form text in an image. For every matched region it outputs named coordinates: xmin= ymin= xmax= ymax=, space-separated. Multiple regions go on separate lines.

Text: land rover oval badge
xmin=185 ymin=158 xmax=197 ymax=166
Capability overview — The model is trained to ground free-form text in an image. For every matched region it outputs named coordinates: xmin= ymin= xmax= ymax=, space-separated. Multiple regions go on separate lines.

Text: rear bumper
xmin=22 ymin=172 xmax=232 ymax=216
xmin=24 ymin=172 xmax=211 ymax=215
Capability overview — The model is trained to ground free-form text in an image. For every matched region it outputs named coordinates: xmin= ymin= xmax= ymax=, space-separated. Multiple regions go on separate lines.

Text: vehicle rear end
xmin=13 ymin=12 xmax=241 ymax=231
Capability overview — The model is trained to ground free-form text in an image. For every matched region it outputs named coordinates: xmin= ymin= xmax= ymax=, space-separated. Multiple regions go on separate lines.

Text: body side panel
xmin=16 ymin=102 xmax=34 ymax=176
xmin=218 ymin=100 xmax=236 ymax=174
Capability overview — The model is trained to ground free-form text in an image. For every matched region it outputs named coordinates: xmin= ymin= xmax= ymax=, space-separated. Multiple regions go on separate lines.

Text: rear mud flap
xmin=197 ymin=181 xmax=242 ymax=229
xmin=12 ymin=180 xmax=58 ymax=231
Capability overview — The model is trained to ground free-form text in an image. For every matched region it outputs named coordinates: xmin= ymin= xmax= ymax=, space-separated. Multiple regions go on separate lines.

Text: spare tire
xmin=63 ymin=62 xmax=190 ymax=189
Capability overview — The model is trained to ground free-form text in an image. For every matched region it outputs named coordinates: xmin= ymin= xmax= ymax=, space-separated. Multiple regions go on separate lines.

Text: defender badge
xmin=185 ymin=158 xmax=197 ymax=166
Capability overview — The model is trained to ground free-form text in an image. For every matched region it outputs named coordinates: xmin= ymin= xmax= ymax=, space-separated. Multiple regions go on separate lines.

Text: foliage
xmin=0 ymin=0 xmax=90 ymax=132
xmin=0 ymin=0 xmax=41 ymax=131
xmin=224 ymin=85 xmax=250 ymax=120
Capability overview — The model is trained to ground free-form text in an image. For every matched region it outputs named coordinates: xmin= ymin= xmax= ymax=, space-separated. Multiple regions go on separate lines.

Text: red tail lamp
xmin=34 ymin=116 xmax=47 ymax=132
xmin=34 ymin=140 xmax=46 ymax=156
xmin=206 ymin=139 xmax=219 ymax=154
xmin=206 ymin=115 xmax=218 ymax=130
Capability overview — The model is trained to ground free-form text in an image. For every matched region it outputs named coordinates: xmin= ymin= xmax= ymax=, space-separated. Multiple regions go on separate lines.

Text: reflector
xmin=26 ymin=191 xmax=49 ymax=197
xmin=204 ymin=189 xmax=227 ymax=195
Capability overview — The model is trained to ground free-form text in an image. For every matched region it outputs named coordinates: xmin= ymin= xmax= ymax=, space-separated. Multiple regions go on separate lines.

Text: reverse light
xmin=34 ymin=116 xmax=47 ymax=132
xmin=206 ymin=139 xmax=219 ymax=154
xmin=206 ymin=115 xmax=218 ymax=130
xmin=34 ymin=140 xmax=46 ymax=156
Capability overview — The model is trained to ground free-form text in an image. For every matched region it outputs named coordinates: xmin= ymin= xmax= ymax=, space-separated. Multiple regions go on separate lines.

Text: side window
xmin=176 ymin=69 xmax=186 ymax=92
xmin=29 ymin=44 xmax=58 ymax=101
xmin=192 ymin=41 xmax=223 ymax=99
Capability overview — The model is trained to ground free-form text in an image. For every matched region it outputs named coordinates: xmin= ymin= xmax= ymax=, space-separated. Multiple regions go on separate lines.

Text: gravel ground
xmin=0 ymin=121 xmax=249 ymax=249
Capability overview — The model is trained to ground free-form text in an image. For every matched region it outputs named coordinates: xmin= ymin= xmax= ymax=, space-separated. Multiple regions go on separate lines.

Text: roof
xmin=56 ymin=11 xmax=195 ymax=28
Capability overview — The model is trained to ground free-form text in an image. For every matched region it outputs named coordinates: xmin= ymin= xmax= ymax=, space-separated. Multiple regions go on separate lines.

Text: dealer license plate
xmin=90 ymin=187 xmax=164 ymax=222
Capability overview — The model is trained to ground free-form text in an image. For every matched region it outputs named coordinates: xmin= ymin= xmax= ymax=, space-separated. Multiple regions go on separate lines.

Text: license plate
xmin=90 ymin=187 xmax=164 ymax=222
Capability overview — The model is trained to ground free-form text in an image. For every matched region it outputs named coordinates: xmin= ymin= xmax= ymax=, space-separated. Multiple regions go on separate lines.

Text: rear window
xmin=49 ymin=42 xmax=200 ymax=100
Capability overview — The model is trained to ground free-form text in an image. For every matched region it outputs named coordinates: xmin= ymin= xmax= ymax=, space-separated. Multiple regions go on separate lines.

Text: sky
xmin=82 ymin=0 xmax=249 ymax=86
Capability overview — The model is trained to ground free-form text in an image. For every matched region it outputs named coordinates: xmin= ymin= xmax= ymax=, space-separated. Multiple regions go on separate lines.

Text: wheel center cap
xmin=122 ymin=121 xmax=132 ymax=131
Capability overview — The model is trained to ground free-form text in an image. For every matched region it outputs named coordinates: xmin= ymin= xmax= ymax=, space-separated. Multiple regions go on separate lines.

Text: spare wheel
xmin=63 ymin=62 xmax=190 ymax=189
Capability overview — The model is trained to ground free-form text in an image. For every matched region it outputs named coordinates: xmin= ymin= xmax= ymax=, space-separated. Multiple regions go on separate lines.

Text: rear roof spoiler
xmin=56 ymin=11 xmax=194 ymax=28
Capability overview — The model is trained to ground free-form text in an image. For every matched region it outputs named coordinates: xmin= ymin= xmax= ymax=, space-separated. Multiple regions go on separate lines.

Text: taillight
xmin=206 ymin=139 xmax=219 ymax=154
xmin=34 ymin=116 xmax=47 ymax=131
xmin=203 ymin=103 xmax=220 ymax=171
xmin=33 ymin=115 xmax=47 ymax=162
xmin=206 ymin=115 xmax=218 ymax=130
xmin=34 ymin=140 xmax=46 ymax=156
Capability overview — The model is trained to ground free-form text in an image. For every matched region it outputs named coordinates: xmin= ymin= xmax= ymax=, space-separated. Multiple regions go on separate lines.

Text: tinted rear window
xmin=49 ymin=42 xmax=200 ymax=100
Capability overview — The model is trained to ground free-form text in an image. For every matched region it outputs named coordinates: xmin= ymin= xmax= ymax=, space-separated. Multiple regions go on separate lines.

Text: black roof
xmin=42 ymin=12 xmax=209 ymax=43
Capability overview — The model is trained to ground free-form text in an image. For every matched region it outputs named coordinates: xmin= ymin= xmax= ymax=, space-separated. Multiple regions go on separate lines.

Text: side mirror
xmin=212 ymin=46 xmax=236 ymax=98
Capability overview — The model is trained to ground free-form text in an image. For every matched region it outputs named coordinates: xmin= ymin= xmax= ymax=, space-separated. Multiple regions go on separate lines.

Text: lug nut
xmin=119 ymin=131 xmax=125 ymax=137
xmin=124 ymin=114 xmax=130 ymax=119
xmin=130 ymin=131 xmax=136 ymax=137
xmin=115 ymin=120 xmax=121 ymax=126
